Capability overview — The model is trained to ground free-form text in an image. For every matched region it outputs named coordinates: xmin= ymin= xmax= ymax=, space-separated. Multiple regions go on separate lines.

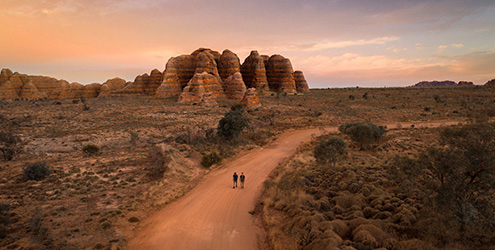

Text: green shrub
xmin=23 ymin=162 xmax=50 ymax=181
xmin=201 ymin=152 xmax=222 ymax=167
xmin=314 ymin=137 xmax=346 ymax=167
xmin=128 ymin=216 xmax=139 ymax=223
xmin=0 ymin=131 xmax=22 ymax=161
xmin=339 ymin=123 xmax=387 ymax=149
xmin=82 ymin=144 xmax=99 ymax=155
xmin=147 ymin=146 xmax=171 ymax=180
xmin=217 ymin=105 xmax=249 ymax=140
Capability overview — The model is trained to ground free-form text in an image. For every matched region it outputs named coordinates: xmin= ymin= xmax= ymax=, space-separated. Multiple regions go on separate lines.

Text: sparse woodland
xmin=1 ymin=86 xmax=495 ymax=249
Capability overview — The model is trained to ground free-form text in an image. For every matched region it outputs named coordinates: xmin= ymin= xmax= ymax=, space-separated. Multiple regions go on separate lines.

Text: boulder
xmin=99 ymin=77 xmax=127 ymax=97
xmin=218 ymin=49 xmax=241 ymax=82
xmin=240 ymin=51 xmax=269 ymax=91
xmin=156 ymin=55 xmax=195 ymax=98
xmin=178 ymin=72 xmax=225 ymax=104
xmin=200 ymin=92 xmax=218 ymax=107
xmin=294 ymin=70 xmax=310 ymax=93
xmin=266 ymin=55 xmax=296 ymax=93
xmin=486 ymin=79 xmax=495 ymax=86
xmin=0 ymin=68 xmax=13 ymax=84
xmin=241 ymin=88 xmax=261 ymax=109
xmin=223 ymin=72 xmax=246 ymax=100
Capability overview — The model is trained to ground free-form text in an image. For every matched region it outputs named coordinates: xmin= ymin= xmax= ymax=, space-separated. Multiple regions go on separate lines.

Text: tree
xmin=217 ymin=105 xmax=249 ymax=140
xmin=390 ymin=122 xmax=495 ymax=240
xmin=0 ymin=131 xmax=22 ymax=161
xmin=313 ymin=137 xmax=346 ymax=167
xmin=339 ymin=123 xmax=387 ymax=149
xmin=23 ymin=162 xmax=50 ymax=181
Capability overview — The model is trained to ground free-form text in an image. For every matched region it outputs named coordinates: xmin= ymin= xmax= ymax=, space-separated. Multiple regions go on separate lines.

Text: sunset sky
xmin=1 ymin=0 xmax=494 ymax=88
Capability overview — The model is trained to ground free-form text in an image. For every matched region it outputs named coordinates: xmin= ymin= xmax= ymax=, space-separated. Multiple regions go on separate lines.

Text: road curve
xmin=126 ymin=121 xmax=461 ymax=250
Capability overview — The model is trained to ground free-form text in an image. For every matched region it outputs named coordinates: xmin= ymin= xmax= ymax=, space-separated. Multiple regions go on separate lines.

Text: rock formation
xmin=155 ymin=55 xmax=195 ymax=98
xmin=0 ymin=68 xmax=13 ymax=84
xmin=99 ymin=77 xmax=127 ymax=97
xmin=457 ymin=81 xmax=474 ymax=86
xmin=178 ymin=72 xmax=224 ymax=104
xmin=413 ymin=81 xmax=457 ymax=87
xmin=266 ymin=55 xmax=296 ymax=93
xmin=19 ymin=80 xmax=44 ymax=99
xmin=294 ymin=71 xmax=309 ymax=93
xmin=223 ymin=72 xmax=247 ymax=100
xmin=218 ymin=49 xmax=241 ymax=82
xmin=0 ymin=81 xmax=18 ymax=100
xmin=200 ymin=92 xmax=218 ymax=107
xmin=81 ymin=83 xmax=101 ymax=98
xmin=241 ymin=88 xmax=261 ymax=109
xmin=240 ymin=51 xmax=269 ymax=91
xmin=485 ymin=79 xmax=495 ymax=86
xmin=147 ymin=69 xmax=164 ymax=95
xmin=191 ymin=48 xmax=221 ymax=61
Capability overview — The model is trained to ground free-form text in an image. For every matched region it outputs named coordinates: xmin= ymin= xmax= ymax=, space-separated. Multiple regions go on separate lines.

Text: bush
xmin=339 ymin=123 xmax=387 ymax=149
xmin=0 ymin=131 xmax=22 ymax=161
xmin=201 ymin=152 xmax=222 ymax=168
xmin=82 ymin=144 xmax=99 ymax=155
xmin=23 ymin=162 xmax=50 ymax=181
xmin=217 ymin=105 xmax=249 ymax=140
xmin=314 ymin=137 xmax=346 ymax=167
xmin=147 ymin=146 xmax=171 ymax=180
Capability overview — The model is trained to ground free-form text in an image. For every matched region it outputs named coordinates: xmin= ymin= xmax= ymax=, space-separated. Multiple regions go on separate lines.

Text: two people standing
xmin=233 ymin=172 xmax=245 ymax=189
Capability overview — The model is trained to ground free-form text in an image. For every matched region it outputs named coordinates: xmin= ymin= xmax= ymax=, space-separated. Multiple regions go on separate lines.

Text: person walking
xmin=233 ymin=172 xmax=238 ymax=188
xmin=240 ymin=172 xmax=245 ymax=189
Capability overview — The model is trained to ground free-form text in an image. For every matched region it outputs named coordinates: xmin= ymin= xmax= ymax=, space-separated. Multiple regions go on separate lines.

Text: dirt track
xmin=127 ymin=121 xmax=461 ymax=250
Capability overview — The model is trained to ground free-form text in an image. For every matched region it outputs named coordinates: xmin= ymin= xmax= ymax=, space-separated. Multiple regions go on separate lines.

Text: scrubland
xmin=1 ymin=86 xmax=495 ymax=249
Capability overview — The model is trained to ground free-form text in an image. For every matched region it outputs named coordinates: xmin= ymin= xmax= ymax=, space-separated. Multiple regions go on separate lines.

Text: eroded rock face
xmin=147 ymin=69 xmax=163 ymax=95
xmin=191 ymin=48 xmax=221 ymax=61
xmin=200 ymin=92 xmax=219 ymax=107
xmin=156 ymin=55 xmax=195 ymax=98
xmin=486 ymin=79 xmax=495 ymax=86
xmin=81 ymin=83 xmax=101 ymax=98
xmin=178 ymin=72 xmax=225 ymax=103
xmin=99 ymin=77 xmax=127 ymax=97
xmin=457 ymin=81 xmax=474 ymax=86
xmin=241 ymin=88 xmax=261 ymax=109
xmin=0 ymin=81 xmax=18 ymax=99
xmin=0 ymin=68 xmax=13 ymax=84
xmin=20 ymin=80 xmax=45 ymax=99
xmin=218 ymin=49 xmax=241 ymax=82
xmin=59 ymin=82 xmax=85 ymax=99
xmin=294 ymin=71 xmax=310 ymax=93
xmin=240 ymin=51 xmax=269 ymax=91
xmin=266 ymin=55 xmax=296 ymax=93
xmin=223 ymin=72 xmax=246 ymax=100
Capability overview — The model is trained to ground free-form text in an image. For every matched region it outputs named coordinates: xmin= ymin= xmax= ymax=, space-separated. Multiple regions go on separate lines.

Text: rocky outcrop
xmin=156 ymin=55 xmax=195 ymax=98
xmin=485 ymin=79 xmax=495 ymax=86
xmin=241 ymin=88 xmax=261 ymax=109
xmin=120 ymin=69 xmax=163 ymax=96
xmin=147 ymin=69 xmax=163 ymax=95
xmin=266 ymin=55 xmax=296 ymax=93
xmin=200 ymin=92 xmax=218 ymax=107
xmin=240 ymin=51 xmax=269 ymax=91
xmin=413 ymin=81 xmax=457 ymax=87
xmin=223 ymin=72 xmax=247 ymax=100
xmin=19 ymin=80 xmax=45 ymax=99
xmin=191 ymin=48 xmax=221 ymax=61
xmin=58 ymin=82 xmax=85 ymax=99
xmin=178 ymin=72 xmax=225 ymax=104
xmin=0 ymin=81 xmax=18 ymax=99
xmin=99 ymin=77 xmax=127 ymax=97
xmin=0 ymin=68 xmax=13 ymax=84
xmin=81 ymin=83 xmax=101 ymax=98
xmin=294 ymin=71 xmax=309 ymax=93
xmin=457 ymin=81 xmax=474 ymax=86
xmin=218 ymin=49 xmax=241 ymax=82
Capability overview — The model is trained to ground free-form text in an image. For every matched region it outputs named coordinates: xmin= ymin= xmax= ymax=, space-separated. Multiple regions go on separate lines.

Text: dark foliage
xmin=201 ymin=152 xmax=222 ymax=168
xmin=147 ymin=146 xmax=171 ymax=180
xmin=217 ymin=105 xmax=249 ymax=140
xmin=0 ymin=203 xmax=11 ymax=239
xmin=23 ymin=161 xmax=50 ymax=181
xmin=313 ymin=137 xmax=346 ymax=167
xmin=339 ymin=123 xmax=387 ymax=149
xmin=0 ymin=131 xmax=22 ymax=161
xmin=82 ymin=144 xmax=99 ymax=155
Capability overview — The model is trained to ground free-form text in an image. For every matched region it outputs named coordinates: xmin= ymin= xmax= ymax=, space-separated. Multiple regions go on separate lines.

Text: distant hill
xmin=485 ymin=79 xmax=495 ymax=86
xmin=412 ymin=80 xmax=474 ymax=87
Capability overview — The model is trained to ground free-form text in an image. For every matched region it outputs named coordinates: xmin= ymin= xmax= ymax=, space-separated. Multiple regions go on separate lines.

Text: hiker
xmin=233 ymin=172 xmax=238 ymax=188
xmin=240 ymin=172 xmax=245 ymax=189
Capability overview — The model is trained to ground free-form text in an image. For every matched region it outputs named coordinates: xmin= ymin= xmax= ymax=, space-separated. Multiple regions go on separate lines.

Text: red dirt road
xmin=126 ymin=121 xmax=461 ymax=250
xmin=127 ymin=128 xmax=326 ymax=250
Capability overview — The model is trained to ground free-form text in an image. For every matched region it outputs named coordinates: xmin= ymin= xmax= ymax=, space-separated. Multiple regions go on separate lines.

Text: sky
xmin=0 ymin=0 xmax=494 ymax=88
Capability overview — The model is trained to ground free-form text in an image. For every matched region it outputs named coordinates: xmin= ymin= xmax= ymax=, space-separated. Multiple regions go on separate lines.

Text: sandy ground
xmin=126 ymin=120 xmax=461 ymax=250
